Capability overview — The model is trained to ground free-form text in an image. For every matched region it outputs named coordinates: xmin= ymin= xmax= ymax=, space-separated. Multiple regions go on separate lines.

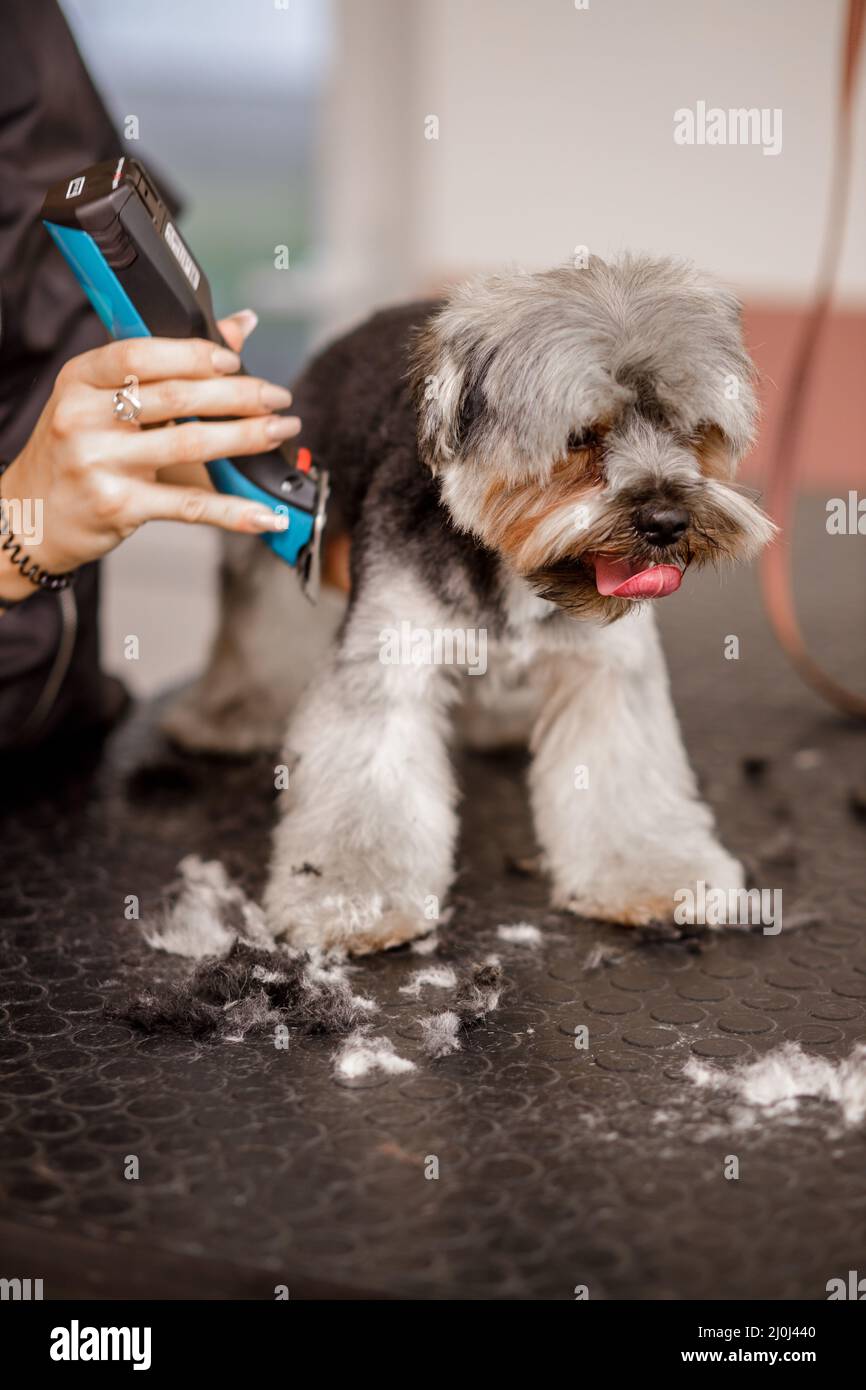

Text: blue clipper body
xmin=41 ymin=156 xmax=328 ymax=598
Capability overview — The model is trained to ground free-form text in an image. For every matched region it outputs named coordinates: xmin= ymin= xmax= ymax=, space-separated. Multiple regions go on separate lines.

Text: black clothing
xmin=0 ymin=0 xmax=121 ymax=748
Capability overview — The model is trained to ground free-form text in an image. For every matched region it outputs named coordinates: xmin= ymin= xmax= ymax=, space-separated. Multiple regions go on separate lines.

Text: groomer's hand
xmin=0 ymin=311 xmax=298 ymax=600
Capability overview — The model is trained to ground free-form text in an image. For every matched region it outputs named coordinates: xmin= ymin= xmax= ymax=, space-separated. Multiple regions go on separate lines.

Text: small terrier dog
xmin=165 ymin=255 xmax=775 ymax=955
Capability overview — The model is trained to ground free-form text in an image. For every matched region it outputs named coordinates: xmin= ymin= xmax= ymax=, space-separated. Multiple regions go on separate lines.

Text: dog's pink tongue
xmin=594 ymin=556 xmax=682 ymax=599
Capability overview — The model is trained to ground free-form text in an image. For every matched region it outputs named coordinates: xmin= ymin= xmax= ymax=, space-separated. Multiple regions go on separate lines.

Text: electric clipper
xmin=41 ymin=156 xmax=328 ymax=600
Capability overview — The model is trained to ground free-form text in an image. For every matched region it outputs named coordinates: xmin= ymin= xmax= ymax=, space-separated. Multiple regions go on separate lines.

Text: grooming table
xmin=1 ymin=499 xmax=864 ymax=1300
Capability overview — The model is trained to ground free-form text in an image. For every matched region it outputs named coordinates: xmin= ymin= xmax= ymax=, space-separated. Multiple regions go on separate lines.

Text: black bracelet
xmin=0 ymin=459 xmax=77 ymax=605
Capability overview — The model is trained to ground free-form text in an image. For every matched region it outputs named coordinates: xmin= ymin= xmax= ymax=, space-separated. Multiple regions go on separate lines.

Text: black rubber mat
xmin=1 ymin=499 xmax=865 ymax=1300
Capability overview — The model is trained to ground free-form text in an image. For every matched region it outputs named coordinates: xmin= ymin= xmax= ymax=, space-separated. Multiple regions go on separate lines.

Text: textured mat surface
xmin=1 ymin=500 xmax=865 ymax=1300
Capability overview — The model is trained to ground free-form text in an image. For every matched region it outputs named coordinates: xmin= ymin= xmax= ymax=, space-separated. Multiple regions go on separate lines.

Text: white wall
xmin=98 ymin=0 xmax=865 ymax=696
xmin=326 ymin=0 xmax=866 ymax=317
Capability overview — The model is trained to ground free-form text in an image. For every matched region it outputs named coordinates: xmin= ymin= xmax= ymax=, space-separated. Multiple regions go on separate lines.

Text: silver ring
xmin=112 ymin=374 xmax=142 ymax=424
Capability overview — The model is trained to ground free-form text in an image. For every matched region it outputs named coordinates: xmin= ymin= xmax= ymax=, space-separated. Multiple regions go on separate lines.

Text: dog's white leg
xmin=529 ymin=608 xmax=743 ymax=925
xmin=161 ymin=534 xmax=345 ymax=755
xmin=263 ymin=582 xmax=461 ymax=954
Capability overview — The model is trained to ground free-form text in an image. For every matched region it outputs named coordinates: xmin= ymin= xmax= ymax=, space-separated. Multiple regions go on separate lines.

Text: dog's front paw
xmin=554 ymin=844 xmax=746 ymax=928
xmin=262 ymin=858 xmax=436 ymax=956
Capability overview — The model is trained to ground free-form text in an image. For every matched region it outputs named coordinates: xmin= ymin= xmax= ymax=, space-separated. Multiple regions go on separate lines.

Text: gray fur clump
xmin=419 ymin=1011 xmax=463 ymax=1060
xmin=111 ymin=940 xmax=376 ymax=1043
xmin=419 ymin=961 xmax=503 ymax=1059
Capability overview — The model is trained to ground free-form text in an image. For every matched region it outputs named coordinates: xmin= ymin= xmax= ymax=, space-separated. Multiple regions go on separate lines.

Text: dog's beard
xmin=440 ymin=441 xmax=776 ymax=622
xmin=526 ymin=552 xmax=686 ymax=622
xmin=512 ymin=479 xmax=776 ymax=622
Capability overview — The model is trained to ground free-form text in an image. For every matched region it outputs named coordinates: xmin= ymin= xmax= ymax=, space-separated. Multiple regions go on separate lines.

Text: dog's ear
xmin=409 ymin=308 xmax=493 ymax=473
xmin=685 ymin=275 xmax=760 ymax=464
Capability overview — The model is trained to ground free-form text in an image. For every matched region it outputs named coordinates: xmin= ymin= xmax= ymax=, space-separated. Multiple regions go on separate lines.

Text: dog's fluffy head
xmin=409 ymin=255 xmax=775 ymax=620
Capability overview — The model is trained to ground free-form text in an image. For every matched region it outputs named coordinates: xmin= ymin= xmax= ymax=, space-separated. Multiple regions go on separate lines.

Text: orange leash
xmin=759 ymin=0 xmax=866 ymax=719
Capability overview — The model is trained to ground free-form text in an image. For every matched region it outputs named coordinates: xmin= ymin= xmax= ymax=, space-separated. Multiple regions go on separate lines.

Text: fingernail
xmin=265 ymin=414 xmax=301 ymax=441
xmin=233 ymin=309 xmax=259 ymax=339
xmin=212 ymin=347 xmax=241 ymax=373
xmin=249 ymin=507 xmax=289 ymax=532
xmin=260 ymin=383 xmax=293 ymax=410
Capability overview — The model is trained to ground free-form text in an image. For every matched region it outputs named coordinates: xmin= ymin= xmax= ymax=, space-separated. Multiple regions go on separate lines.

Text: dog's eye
xmin=567 ymin=428 xmax=600 ymax=452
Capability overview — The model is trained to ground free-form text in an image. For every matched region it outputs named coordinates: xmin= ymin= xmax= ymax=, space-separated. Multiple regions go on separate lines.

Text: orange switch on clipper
xmin=297 ymin=447 xmax=312 ymax=473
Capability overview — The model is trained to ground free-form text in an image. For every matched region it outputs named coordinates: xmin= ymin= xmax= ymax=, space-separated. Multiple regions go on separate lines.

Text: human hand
xmin=0 ymin=311 xmax=297 ymax=599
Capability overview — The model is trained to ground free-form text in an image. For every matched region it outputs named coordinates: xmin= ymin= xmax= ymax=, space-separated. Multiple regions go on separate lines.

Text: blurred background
xmin=58 ymin=0 xmax=865 ymax=695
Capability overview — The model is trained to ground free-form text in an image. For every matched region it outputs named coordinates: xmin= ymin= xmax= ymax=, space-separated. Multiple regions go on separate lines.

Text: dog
xmin=163 ymin=254 xmax=775 ymax=955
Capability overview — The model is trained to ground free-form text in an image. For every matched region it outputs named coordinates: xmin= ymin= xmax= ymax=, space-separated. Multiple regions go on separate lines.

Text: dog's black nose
xmin=634 ymin=502 xmax=690 ymax=546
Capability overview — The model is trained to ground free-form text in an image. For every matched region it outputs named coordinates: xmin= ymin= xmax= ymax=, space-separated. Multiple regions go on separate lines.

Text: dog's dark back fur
xmin=290 ymin=302 xmax=504 ymax=617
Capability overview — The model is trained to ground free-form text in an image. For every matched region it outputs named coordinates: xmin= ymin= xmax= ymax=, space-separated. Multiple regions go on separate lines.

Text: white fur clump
xmin=684 ymin=1043 xmax=866 ymax=1128
xmin=142 ymin=855 xmax=270 ymax=960
xmin=334 ymin=1031 xmax=416 ymax=1080
xmin=399 ymin=966 xmax=458 ymax=997
xmin=583 ymin=943 xmax=625 ymax=972
xmin=496 ymin=922 xmax=542 ymax=946
xmin=411 ymin=933 xmax=441 ymax=956
xmin=419 ymin=1011 xmax=462 ymax=1059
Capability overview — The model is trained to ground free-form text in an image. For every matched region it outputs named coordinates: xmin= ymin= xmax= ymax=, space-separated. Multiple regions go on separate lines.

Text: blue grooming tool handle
xmin=43 ymin=222 xmax=311 ymax=565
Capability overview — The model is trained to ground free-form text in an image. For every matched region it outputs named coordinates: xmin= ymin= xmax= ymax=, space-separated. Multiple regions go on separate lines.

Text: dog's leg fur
xmin=263 ymin=570 xmax=462 ymax=954
xmin=529 ymin=608 xmax=743 ymax=924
